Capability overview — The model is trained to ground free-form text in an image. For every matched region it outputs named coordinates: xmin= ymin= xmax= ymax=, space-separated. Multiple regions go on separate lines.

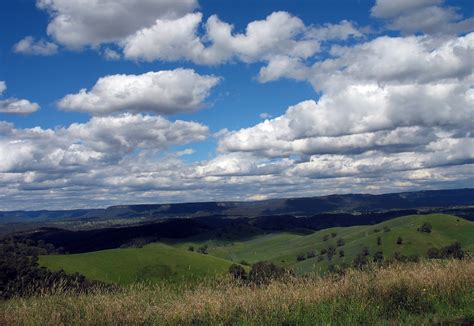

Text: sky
xmin=0 ymin=0 xmax=473 ymax=210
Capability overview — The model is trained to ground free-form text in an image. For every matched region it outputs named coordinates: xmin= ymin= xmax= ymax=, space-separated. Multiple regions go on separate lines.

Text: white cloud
xmin=36 ymin=0 xmax=198 ymax=49
xmin=306 ymin=20 xmax=363 ymax=40
xmin=13 ymin=36 xmax=58 ymax=56
xmin=0 ymin=81 xmax=40 ymax=115
xmin=123 ymin=11 xmax=324 ymax=65
xmin=259 ymin=113 xmax=272 ymax=119
xmin=58 ymin=69 xmax=221 ymax=115
xmin=0 ymin=114 xmax=208 ymax=173
xmin=371 ymin=0 xmax=474 ymax=35
xmin=103 ymin=48 xmax=121 ymax=60
xmin=0 ymin=99 xmax=40 ymax=115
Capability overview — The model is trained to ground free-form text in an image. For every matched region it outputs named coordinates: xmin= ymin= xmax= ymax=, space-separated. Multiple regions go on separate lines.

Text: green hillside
xmin=39 ymin=214 xmax=474 ymax=284
xmin=39 ymin=243 xmax=235 ymax=285
xmin=172 ymin=214 xmax=474 ymax=273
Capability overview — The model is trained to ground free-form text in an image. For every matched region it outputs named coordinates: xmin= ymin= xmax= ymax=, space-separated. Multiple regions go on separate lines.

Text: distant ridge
xmin=1 ymin=188 xmax=473 ymax=223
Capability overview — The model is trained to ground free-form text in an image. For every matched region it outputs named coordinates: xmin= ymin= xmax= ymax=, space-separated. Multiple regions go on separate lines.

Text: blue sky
xmin=0 ymin=0 xmax=473 ymax=210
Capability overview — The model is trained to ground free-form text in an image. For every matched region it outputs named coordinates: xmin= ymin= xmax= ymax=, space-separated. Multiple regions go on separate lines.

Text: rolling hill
xmin=39 ymin=243 xmax=235 ymax=285
xmin=172 ymin=214 xmax=474 ymax=273
xmin=39 ymin=214 xmax=474 ymax=284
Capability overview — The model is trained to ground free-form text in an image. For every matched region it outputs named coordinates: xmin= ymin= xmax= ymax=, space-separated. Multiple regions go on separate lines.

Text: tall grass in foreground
xmin=1 ymin=260 xmax=473 ymax=325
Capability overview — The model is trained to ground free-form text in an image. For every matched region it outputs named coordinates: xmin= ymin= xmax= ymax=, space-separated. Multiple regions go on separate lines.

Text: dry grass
xmin=1 ymin=259 xmax=474 ymax=325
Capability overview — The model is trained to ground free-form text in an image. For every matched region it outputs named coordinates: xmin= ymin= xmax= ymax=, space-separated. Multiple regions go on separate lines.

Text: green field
xmin=40 ymin=214 xmax=474 ymax=284
xmin=172 ymin=214 xmax=474 ymax=273
xmin=39 ymin=243 xmax=235 ymax=285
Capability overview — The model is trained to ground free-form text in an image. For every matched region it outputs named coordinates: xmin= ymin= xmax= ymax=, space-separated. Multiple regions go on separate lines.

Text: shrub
xmin=383 ymin=226 xmax=391 ymax=233
xmin=336 ymin=238 xmax=345 ymax=247
xmin=377 ymin=236 xmax=382 ymax=246
xmin=228 ymin=264 xmax=247 ymax=280
xmin=362 ymin=247 xmax=370 ymax=256
xmin=331 ymin=232 xmax=337 ymax=238
xmin=397 ymin=237 xmax=403 ymax=245
xmin=188 ymin=246 xmax=194 ymax=252
xmin=296 ymin=254 xmax=306 ymax=261
xmin=197 ymin=245 xmax=209 ymax=254
xmin=327 ymin=246 xmax=336 ymax=260
xmin=306 ymin=251 xmax=316 ymax=259
xmin=323 ymin=235 xmax=330 ymax=242
xmin=373 ymin=251 xmax=384 ymax=264
xmin=417 ymin=222 xmax=432 ymax=233
xmin=339 ymin=249 xmax=345 ymax=258
xmin=353 ymin=253 xmax=369 ymax=269
xmin=248 ymin=261 xmax=290 ymax=284
xmin=427 ymin=242 xmax=465 ymax=260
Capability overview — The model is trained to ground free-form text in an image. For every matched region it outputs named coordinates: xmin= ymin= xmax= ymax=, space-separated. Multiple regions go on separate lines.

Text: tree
xmin=373 ymin=251 xmax=384 ymax=264
xmin=417 ymin=222 xmax=432 ymax=233
xmin=337 ymin=238 xmax=345 ymax=247
xmin=327 ymin=246 xmax=336 ymax=260
xmin=397 ymin=237 xmax=403 ymax=245
xmin=339 ymin=249 xmax=345 ymax=258
xmin=197 ymin=245 xmax=208 ymax=254
xmin=188 ymin=246 xmax=194 ymax=252
xmin=228 ymin=264 xmax=247 ymax=280
xmin=353 ymin=253 xmax=369 ymax=269
xmin=296 ymin=254 xmax=306 ymax=261
xmin=377 ymin=236 xmax=382 ymax=246
xmin=362 ymin=247 xmax=370 ymax=256
xmin=248 ymin=261 xmax=289 ymax=284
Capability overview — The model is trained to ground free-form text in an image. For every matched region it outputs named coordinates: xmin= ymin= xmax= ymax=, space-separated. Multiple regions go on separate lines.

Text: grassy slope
xmin=173 ymin=214 xmax=474 ymax=273
xmin=3 ymin=260 xmax=474 ymax=325
xmin=39 ymin=243 xmax=235 ymax=285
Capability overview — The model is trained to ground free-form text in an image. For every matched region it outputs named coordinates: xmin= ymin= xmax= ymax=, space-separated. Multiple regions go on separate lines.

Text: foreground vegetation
xmin=1 ymin=259 xmax=473 ymax=325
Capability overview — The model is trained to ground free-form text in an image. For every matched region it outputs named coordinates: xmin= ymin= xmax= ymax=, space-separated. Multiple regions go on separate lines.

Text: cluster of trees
xmin=427 ymin=242 xmax=465 ymax=259
xmin=296 ymin=237 xmax=345 ymax=262
xmin=228 ymin=261 xmax=292 ymax=284
xmin=417 ymin=222 xmax=432 ymax=233
xmin=188 ymin=245 xmax=209 ymax=254
xmin=0 ymin=238 xmax=107 ymax=299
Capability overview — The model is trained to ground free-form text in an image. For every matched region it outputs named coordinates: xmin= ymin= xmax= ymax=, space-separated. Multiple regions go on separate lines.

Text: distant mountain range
xmin=1 ymin=188 xmax=473 ymax=223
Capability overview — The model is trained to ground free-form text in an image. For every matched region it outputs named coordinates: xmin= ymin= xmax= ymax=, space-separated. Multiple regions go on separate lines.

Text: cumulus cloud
xmin=371 ymin=0 xmax=474 ymax=35
xmin=0 ymin=81 xmax=40 ymax=115
xmin=36 ymin=0 xmax=198 ymax=49
xmin=13 ymin=36 xmax=58 ymax=56
xmin=0 ymin=114 xmax=208 ymax=173
xmin=123 ymin=11 xmax=323 ymax=65
xmin=58 ymin=69 xmax=220 ymax=115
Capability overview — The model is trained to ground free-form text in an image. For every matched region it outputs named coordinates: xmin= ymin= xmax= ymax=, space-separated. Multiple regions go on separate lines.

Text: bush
xmin=331 ymin=232 xmax=337 ymax=238
xmin=336 ymin=238 xmax=345 ymax=247
xmin=427 ymin=242 xmax=465 ymax=259
xmin=383 ymin=226 xmax=391 ymax=233
xmin=296 ymin=254 xmax=306 ymax=261
xmin=417 ymin=222 xmax=432 ymax=233
xmin=197 ymin=245 xmax=208 ymax=254
xmin=373 ymin=251 xmax=384 ymax=264
xmin=188 ymin=246 xmax=194 ymax=252
xmin=306 ymin=251 xmax=316 ymax=259
xmin=327 ymin=246 xmax=336 ymax=260
xmin=339 ymin=249 xmax=345 ymax=258
xmin=323 ymin=235 xmax=330 ymax=242
xmin=377 ymin=236 xmax=382 ymax=246
xmin=248 ymin=261 xmax=290 ymax=284
xmin=353 ymin=253 xmax=369 ymax=269
xmin=396 ymin=237 xmax=403 ymax=245
xmin=228 ymin=264 xmax=247 ymax=280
